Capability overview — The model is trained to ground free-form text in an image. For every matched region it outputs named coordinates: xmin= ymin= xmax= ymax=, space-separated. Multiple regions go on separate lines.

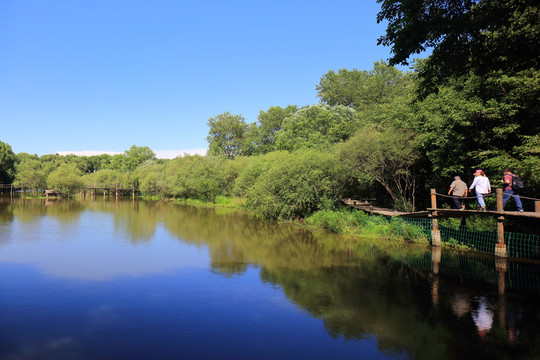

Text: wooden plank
xmin=342 ymin=198 xmax=540 ymax=220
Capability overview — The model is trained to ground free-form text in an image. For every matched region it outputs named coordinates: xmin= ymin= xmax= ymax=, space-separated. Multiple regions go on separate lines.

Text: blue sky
xmin=0 ymin=0 xmax=409 ymax=157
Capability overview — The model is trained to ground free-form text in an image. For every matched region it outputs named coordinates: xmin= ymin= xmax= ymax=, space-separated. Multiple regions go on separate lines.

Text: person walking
xmin=448 ymin=176 xmax=468 ymax=209
xmin=501 ymin=168 xmax=524 ymax=212
xmin=469 ymin=169 xmax=491 ymax=211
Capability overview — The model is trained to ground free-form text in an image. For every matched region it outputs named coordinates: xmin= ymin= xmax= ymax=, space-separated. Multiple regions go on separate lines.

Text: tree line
xmin=0 ymin=0 xmax=538 ymax=219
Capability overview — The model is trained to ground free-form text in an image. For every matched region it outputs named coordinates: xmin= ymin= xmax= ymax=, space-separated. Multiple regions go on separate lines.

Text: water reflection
xmin=0 ymin=196 xmax=539 ymax=359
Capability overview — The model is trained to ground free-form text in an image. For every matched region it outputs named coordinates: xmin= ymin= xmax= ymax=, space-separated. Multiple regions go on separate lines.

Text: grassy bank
xmin=173 ymin=195 xmax=245 ymax=208
xmin=305 ymin=209 xmax=430 ymax=243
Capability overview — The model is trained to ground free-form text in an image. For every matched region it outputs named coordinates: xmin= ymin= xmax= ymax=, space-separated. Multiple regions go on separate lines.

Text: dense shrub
xmin=135 ymin=161 xmax=167 ymax=196
xmin=244 ymin=149 xmax=343 ymax=220
xmin=47 ymin=164 xmax=84 ymax=196
xmin=306 ymin=209 xmax=347 ymax=233
xmin=232 ymin=152 xmax=289 ymax=197
xmin=166 ymin=155 xmax=229 ymax=202
xmin=83 ymin=169 xmax=126 ymax=187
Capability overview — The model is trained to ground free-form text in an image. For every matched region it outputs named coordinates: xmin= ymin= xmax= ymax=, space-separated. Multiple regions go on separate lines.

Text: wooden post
xmin=496 ymin=188 xmax=503 ymax=212
xmin=429 ymin=189 xmax=441 ymax=246
xmin=430 ymin=188 xmax=437 ymax=209
xmin=430 ymin=211 xmax=441 ymax=246
xmin=535 ymin=201 xmax=540 ymax=213
xmin=495 ymin=258 xmax=507 ymax=295
xmin=132 ymin=185 xmax=135 ymax=200
xmin=431 ymin=277 xmax=439 ymax=305
xmin=495 ymin=216 xmax=507 ymax=257
xmin=432 ymin=246 xmax=441 ymax=275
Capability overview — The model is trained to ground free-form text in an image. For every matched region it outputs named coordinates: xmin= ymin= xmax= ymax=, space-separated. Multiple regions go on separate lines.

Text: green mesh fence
xmin=439 ymin=224 xmax=498 ymax=254
xmin=390 ymin=217 xmax=540 ymax=260
xmin=389 ymin=217 xmax=432 ymax=240
xmin=506 ymin=261 xmax=540 ymax=294
xmin=506 ymin=232 xmax=540 ymax=259
xmin=377 ymin=247 xmax=540 ymax=294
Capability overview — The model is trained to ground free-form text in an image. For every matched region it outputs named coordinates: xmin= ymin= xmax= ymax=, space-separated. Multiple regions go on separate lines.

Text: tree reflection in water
xmin=1 ymin=196 xmax=539 ymax=359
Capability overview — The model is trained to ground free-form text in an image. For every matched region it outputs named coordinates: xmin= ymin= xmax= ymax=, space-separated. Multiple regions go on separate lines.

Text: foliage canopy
xmin=377 ymin=0 xmax=540 ymax=95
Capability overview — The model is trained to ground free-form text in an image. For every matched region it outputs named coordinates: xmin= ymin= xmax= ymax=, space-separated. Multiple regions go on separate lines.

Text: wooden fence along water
xmin=80 ymin=185 xmax=137 ymax=200
xmin=0 ymin=184 xmax=137 ymax=200
xmin=343 ymin=189 xmax=540 ymax=259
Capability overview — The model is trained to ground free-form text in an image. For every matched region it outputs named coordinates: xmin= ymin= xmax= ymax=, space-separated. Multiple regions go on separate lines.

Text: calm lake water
xmin=0 ymin=196 xmax=539 ymax=360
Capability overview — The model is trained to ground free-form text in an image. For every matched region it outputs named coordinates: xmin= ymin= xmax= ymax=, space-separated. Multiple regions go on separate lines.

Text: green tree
xmin=317 ymin=61 xmax=413 ymax=112
xmin=408 ymin=70 xmax=540 ymax=189
xmin=13 ymin=158 xmax=46 ymax=195
xmin=0 ymin=141 xmax=16 ymax=183
xmin=39 ymin=154 xmax=68 ymax=178
xmin=47 ymin=163 xmax=84 ymax=196
xmin=88 ymin=154 xmax=113 ymax=171
xmin=243 ymin=149 xmax=342 ymax=220
xmin=253 ymin=105 xmax=298 ymax=154
xmin=207 ymin=112 xmax=253 ymax=159
xmin=83 ymin=169 xmax=124 ymax=187
xmin=339 ymin=126 xmax=419 ymax=211
xmin=515 ymin=135 xmax=540 ymax=195
xmin=166 ymin=155 xmax=229 ymax=201
xmin=134 ymin=161 xmax=167 ymax=196
xmin=124 ymin=145 xmax=156 ymax=172
xmin=377 ymin=0 xmax=540 ymax=95
xmin=275 ymin=104 xmax=359 ymax=151
xmin=110 ymin=154 xmax=126 ymax=171
xmin=62 ymin=154 xmax=94 ymax=174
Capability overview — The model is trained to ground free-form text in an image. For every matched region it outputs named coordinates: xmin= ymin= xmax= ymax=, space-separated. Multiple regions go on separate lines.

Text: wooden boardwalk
xmin=343 ymin=189 xmax=540 ymax=258
xmin=0 ymin=184 xmax=136 ymax=198
xmin=342 ymin=191 xmax=540 ymax=220
xmin=342 ymin=199 xmax=429 ymax=217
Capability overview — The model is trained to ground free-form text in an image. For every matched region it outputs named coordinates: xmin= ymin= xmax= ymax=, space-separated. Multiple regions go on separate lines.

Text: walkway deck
xmin=342 ymin=198 xmax=540 ymax=220
xmin=342 ymin=199 xmax=429 ymax=217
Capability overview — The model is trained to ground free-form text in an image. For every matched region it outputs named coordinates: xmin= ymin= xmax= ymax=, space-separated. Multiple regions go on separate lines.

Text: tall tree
xmin=377 ymin=0 xmax=540 ymax=95
xmin=409 ymin=71 xmax=540 ymax=186
xmin=253 ymin=105 xmax=298 ymax=154
xmin=339 ymin=126 xmax=419 ymax=211
xmin=13 ymin=158 xmax=46 ymax=194
xmin=317 ymin=62 xmax=415 ymax=129
xmin=317 ymin=61 xmax=412 ymax=110
xmin=207 ymin=112 xmax=252 ymax=159
xmin=47 ymin=163 xmax=84 ymax=196
xmin=377 ymin=0 xmax=540 ymax=192
xmin=275 ymin=104 xmax=359 ymax=151
xmin=0 ymin=141 xmax=16 ymax=183
xmin=124 ymin=145 xmax=156 ymax=172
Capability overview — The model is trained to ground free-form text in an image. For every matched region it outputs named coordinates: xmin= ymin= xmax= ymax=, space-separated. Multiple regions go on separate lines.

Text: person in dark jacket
xmin=501 ymin=169 xmax=523 ymax=212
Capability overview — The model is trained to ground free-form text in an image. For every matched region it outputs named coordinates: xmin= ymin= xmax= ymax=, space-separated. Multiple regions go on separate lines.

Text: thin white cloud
xmin=154 ymin=149 xmax=207 ymax=159
xmin=57 ymin=149 xmax=208 ymax=159
xmin=57 ymin=150 xmax=121 ymax=157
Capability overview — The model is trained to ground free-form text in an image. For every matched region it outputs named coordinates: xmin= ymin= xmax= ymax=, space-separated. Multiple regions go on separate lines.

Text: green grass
xmin=306 ymin=209 xmax=429 ymax=244
xmin=173 ymin=196 xmax=245 ymax=209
